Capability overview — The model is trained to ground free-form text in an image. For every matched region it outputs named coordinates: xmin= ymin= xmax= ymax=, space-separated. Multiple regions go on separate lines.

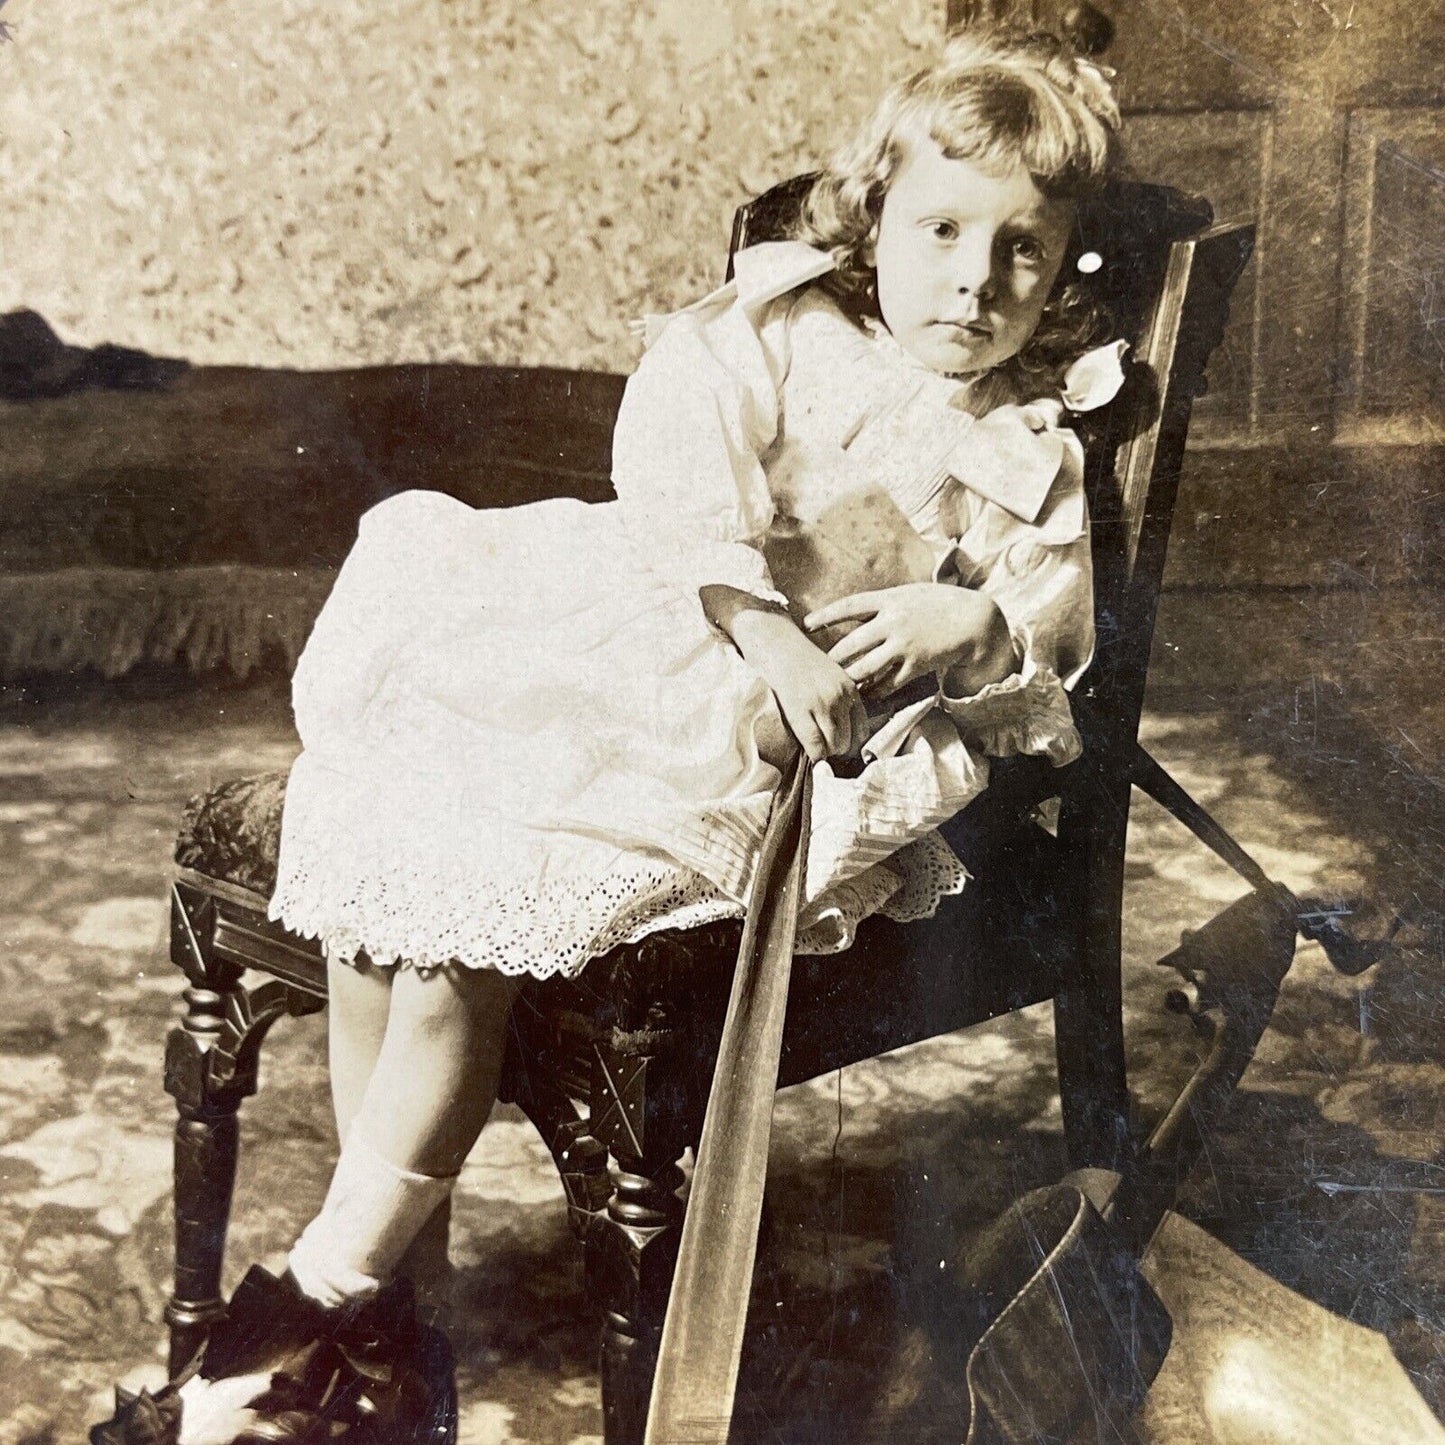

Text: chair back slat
xmin=1089 ymin=221 xmax=1255 ymax=725
xmin=726 ymin=175 xmax=818 ymax=280
xmin=1114 ymin=235 xmax=1198 ymax=580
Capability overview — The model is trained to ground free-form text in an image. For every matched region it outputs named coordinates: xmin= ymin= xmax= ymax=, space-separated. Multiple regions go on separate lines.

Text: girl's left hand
xmin=806 ymin=584 xmax=1017 ymax=697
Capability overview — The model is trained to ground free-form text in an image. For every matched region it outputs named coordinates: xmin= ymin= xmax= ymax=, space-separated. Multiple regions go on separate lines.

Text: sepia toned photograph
xmin=0 ymin=1 xmax=1441 ymax=1440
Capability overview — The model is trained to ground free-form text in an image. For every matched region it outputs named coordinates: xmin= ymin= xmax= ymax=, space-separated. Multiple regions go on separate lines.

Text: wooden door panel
xmin=1340 ymin=110 xmax=1445 ymax=441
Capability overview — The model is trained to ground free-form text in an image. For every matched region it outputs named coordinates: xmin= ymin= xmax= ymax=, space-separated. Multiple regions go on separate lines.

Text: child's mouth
xmin=938 ymin=320 xmax=992 ymax=340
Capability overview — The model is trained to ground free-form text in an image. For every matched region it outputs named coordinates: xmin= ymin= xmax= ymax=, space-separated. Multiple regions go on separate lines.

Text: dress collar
xmin=634 ymin=241 xmax=837 ymax=349
xmin=730 ymin=240 xmax=836 ymax=310
xmin=862 ymin=315 xmax=1129 ymax=414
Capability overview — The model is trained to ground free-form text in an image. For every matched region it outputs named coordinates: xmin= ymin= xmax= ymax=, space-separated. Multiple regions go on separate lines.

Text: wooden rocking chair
xmin=162 ymin=176 xmax=1255 ymax=1444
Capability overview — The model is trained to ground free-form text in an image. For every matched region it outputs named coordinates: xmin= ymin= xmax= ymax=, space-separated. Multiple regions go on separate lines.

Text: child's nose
xmin=949 ymin=232 xmax=996 ymax=298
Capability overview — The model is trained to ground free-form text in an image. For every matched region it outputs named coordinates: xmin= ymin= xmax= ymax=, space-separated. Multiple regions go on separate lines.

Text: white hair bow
xmin=1060 ymin=338 xmax=1129 ymax=412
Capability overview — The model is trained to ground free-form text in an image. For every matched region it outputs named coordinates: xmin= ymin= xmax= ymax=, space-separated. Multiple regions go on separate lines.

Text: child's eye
xmin=927 ymin=220 xmax=959 ymax=242
xmin=1010 ymin=235 xmax=1045 ymax=263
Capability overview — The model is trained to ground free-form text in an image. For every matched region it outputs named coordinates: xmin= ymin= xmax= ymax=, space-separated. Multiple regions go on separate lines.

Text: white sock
xmin=288 ymin=1131 xmax=458 ymax=1309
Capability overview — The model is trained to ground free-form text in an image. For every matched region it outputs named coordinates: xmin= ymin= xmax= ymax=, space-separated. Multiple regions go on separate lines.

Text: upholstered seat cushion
xmin=175 ymin=771 xmax=288 ymax=897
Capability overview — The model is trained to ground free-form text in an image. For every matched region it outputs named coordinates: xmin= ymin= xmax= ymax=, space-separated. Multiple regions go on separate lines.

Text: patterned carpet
xmin=0 ymin=676 xmax=1440 ymax=1443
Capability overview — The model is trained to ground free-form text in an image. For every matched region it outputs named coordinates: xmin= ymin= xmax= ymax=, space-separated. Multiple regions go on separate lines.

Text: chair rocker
xmin=162 ymin=176 xmax=1255 ymax=1445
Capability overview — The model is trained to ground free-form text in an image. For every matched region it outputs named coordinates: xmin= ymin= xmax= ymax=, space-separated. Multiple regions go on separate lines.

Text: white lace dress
xmin=268 ymin=241 xmax=1116 ymax=979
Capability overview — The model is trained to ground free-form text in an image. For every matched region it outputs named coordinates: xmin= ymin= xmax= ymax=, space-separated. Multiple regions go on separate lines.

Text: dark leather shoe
xmin=90 ymin=1267 xmax=457 ymax=1445
xmin=330 ymin=1279 xmax=457 ymax=1445
xmin=91 ymin=1381 xmax=185 ymax=1445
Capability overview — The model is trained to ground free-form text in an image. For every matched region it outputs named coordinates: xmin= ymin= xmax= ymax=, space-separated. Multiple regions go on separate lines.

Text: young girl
xmin=98 ymin=26 xmax=1127 ymax=1445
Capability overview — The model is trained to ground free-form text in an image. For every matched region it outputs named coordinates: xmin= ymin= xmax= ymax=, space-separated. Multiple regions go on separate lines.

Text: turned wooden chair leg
xmin=589 ymin=1150 xmax=688 ymax=1445
xmin=581 ymin=1037 xmax=698 ymax=1445
xmin=163 ymin=886 xmax=244 ymax=1370
xmin=165 ymin=1009 xmax=244 ymax=1372
xmin=163 ymin=881 xmax=321 ymax=1371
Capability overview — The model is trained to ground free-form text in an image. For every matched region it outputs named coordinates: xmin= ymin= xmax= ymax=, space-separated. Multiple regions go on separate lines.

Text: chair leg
xmin=1054 ymin=965 xmax=1130 ymax=1171
xmin=163 ymin=882 xmax=320 ymax=1371
xmin=165 ymin=1027 xmax=242 ymax=1371
xmin=590 ymin=1150 xmax=688 ymax=1445
xmin=1053 ymin=788 xmax=1132 ymax=1172
xmin=582 ymin=1040 xmax=696 ymax=1445
xmin=504 ymin=1057 xmax=614 ymax=1240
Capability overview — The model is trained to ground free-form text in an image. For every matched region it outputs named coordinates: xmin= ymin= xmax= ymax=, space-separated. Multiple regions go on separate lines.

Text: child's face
xmin=871 ymin=133 xmax=1074 ymax=376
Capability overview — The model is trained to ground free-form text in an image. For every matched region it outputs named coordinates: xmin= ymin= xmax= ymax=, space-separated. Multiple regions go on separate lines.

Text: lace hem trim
xmin=270 ymin=828 xmax=969 ymax=979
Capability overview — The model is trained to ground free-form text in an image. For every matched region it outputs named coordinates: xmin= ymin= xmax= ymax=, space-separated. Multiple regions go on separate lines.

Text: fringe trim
xmin=0 ymin=565 xmax=337 ymax=679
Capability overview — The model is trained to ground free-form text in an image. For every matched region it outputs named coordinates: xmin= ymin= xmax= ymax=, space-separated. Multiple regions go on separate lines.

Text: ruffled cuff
xmin=939 ymin=657 xmax=1082 ymax=766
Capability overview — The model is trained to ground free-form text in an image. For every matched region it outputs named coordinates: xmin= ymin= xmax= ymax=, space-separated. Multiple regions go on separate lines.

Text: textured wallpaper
xmin=0 ymin=0 xmax=939 ymax=371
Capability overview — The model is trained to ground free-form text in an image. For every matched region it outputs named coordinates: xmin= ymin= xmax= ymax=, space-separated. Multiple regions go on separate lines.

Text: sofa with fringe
xmin=0 ymin=310 xmax=623 ymax=682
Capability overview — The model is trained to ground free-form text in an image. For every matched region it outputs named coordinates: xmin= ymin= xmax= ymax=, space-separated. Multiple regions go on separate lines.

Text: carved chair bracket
xmin=166 ymin=883 xmax=324 ymax=1113
xmin=169 ymin=883 xmax=238 ymax=993
xmin=164 ymin=976 xmax=317 ymax=1113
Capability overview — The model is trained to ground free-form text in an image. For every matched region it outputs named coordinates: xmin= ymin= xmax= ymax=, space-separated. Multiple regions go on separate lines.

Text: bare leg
xmin=327 ymin=955 xmax=393 ymax=1139
xmin=307 ymin=960 xmax=522 ymax=1310
xmin=326 ymin=957 xmax=457 ymax=1308
xmin=353 ymin=963 xmax=524 ymax=1176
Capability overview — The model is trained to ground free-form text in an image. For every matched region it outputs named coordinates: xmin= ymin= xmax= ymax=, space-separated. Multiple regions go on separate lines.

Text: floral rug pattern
xmin=0 ymin=680 xmax=1440 ymax=1443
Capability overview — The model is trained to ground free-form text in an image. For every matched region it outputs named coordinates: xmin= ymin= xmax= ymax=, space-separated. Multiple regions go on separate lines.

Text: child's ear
xmin=861 ymin=226 xmax=878 ymax=269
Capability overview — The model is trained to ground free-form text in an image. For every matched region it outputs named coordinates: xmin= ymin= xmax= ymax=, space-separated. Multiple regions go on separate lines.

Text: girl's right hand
xmin=725 ymin=606 xmax=870 ymax=763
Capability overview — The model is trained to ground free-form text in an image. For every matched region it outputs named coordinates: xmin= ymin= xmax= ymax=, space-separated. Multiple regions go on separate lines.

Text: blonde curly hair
xmin=795 ymin=27 xmax=1123 ymax=393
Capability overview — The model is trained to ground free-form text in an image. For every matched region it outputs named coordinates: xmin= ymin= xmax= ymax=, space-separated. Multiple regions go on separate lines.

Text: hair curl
xmin=794 ymin=26 xmax=1122 ymax=394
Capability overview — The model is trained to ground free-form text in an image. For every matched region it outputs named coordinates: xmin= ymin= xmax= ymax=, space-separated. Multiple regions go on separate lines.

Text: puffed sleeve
xmin=610 ymin=286 xmax=796 ymax=608
xmin=936 ymin=422 xmax=1095 ymax=765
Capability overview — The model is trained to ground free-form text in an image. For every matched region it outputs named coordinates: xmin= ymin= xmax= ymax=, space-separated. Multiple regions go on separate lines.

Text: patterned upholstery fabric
xmin=174 ymin=771 xmax=288 ymax=897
